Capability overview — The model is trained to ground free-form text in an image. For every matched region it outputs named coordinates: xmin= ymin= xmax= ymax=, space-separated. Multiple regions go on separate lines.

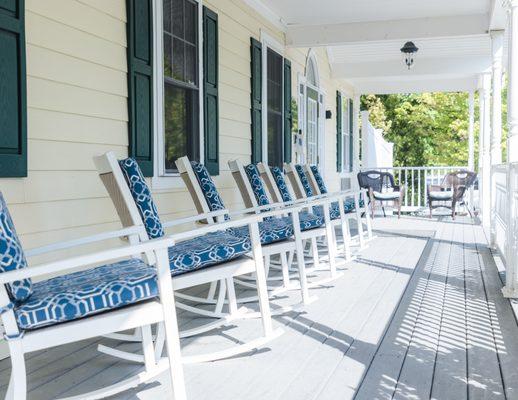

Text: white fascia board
xmin=286 ymin=14 xmax=489 ymax=47
xmin=241 ymin=0 xmax=287 ymax=32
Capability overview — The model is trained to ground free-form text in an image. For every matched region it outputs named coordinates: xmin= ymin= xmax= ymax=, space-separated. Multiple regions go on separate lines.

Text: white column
xmin=468 ymin=91 xmax=475 ymax=171
xmin=352 ymin=94 xmax=361 ymax=174
xmin=503 ymin=0 xmax=518 ymax=297
xmin=491 ymin=30 xmax=504 ymax=165
xmin=481 ymin=74 xmax=492 ymax=228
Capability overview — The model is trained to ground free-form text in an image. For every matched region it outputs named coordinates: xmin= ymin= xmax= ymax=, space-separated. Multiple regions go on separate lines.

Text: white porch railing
xmin=360 ymin=166 xmax=469 ymax=212
xmin=491 ymin=164 xmax=509 ymax=261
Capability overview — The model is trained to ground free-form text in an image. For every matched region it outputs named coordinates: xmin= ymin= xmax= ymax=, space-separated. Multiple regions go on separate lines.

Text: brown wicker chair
xmin=427 ymin=170 xmax=477 ymax=219
xmin=357 ymin=170 xmax=405 ymax=219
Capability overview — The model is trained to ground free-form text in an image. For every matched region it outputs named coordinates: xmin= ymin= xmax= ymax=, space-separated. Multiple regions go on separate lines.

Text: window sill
xmin=150 ymin=175 xmax=186 ymax=192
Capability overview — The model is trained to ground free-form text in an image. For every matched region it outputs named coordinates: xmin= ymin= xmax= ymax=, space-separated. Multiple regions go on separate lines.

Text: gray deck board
xmin=1 ymin=216 xmax=518 ymax=400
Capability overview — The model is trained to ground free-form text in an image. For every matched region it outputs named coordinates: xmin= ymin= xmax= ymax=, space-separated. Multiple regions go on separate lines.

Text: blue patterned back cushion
xmin=245 ymin=164 xmax=271 ymax=207
xmin=190 ymin=161 xmax=229 ymax=221
xmin=309 ymin=165 xmax=328 ymax=194
xmin=118 ymin=158 xmax=165 ymax=239
xmin=270 ymin=167 xmax=292 ymax=202
xmin=295 ymin=165 xmax=314 ymax=197
xmin=0 ymin=193 xmax=32 ymax=303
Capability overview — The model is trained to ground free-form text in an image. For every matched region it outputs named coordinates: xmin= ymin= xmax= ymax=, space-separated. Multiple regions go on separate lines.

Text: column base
xmin=502 ymin=285 xmax=518 ymax=298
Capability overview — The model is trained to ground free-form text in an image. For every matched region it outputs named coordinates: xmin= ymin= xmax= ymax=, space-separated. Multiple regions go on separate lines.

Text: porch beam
xmin=286 ymin=14 xmax=489 ymax=47
xmin=331 ymin=56 xmax=491 ymax=80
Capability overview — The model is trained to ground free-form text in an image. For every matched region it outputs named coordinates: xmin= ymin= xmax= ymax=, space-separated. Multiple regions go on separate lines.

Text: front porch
xmin=3 ymin=215 xmax=516 ymax=400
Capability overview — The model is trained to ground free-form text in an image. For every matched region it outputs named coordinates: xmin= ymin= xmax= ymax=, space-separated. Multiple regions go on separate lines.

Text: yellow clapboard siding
xmin=28 ymin=108 xmax=128 ymax=146
xmin=219 ymin=47 xmax=250 ymax=76
xmin=23 ymin=171 xmax=108 ymax=203
xmin=220 ymin=99 xmax=250 ymax=124
xmin=220 ymin=118 xmax=250 ymax=140
xmin=76 ymin=0 xmax=126 ymax=22
xmin=27 ymin=45 xmax=127 ymax=97
xmin=219 ymin=82 xmax=250 ymax=108
xmin=220 ymin=64 xmax=250 ymax=89
xmin=28 ymin=140 xmax=127 ymax=172
xmin=26 ymin=0 xmax=126 ymax=46
xmin=28 ymin=77 xmax=127 ymax=121
xmin=10 ymin=197 xmax=120 ymax=236
xmin=26 ymin=12 xmax=127 ymax=72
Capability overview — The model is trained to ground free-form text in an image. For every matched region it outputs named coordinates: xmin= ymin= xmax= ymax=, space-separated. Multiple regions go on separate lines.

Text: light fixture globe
xmin=400 ymin=41 xmax=418 ymax=70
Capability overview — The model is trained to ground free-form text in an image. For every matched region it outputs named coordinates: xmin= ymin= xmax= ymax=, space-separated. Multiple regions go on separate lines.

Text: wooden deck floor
xmin=1 ymin=215 xmax=517 ymax=400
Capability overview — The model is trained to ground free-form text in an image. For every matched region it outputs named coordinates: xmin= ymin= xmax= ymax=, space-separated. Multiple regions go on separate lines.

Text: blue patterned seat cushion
xmin=228 ymin=218 xmax=293 ymax=245
xmin=0 ymin=194 xmax=32 ymax=303
xmin=295 ymin=165 xmax=314 ymax=197
xmin=119 ymin=158 xmax=165 ymax=239
xmin=280 ymin=211 xmax=324 ymax=231
xmin=15 ymin=258 xmax=159 ymax=330
xmin=168 ymin=230 xmax=251 ymax=275
xmin=270 ymin=167 xmax=293 ymax=202
xmin=309 ymin=165 xmax=328 ymax=194
xmin=245 ymin=164 xmax=271 ymax=208
xmin=190 ymin=161 xmax=229 ymax=220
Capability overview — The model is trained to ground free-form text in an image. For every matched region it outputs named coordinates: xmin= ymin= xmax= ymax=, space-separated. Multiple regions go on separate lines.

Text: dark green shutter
xmin=0 ymin=0 xmax=27 ymax=177
xmin=348 ymin=98 xmax=354 ymax=172
xmin=250 ymin=38 xmax=262 ymax=163
xmin=203 ymin=6 xmax=219 ymax=175
xmin=127 ymin=0 xmax=153 ymax=176
xmin=283 ymin=59 xmax=292 ymax=163
xmin=336 ymin=91 xmax=342 ymax=172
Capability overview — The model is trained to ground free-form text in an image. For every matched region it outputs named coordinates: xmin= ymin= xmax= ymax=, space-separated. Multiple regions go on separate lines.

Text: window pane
xmin=172 ymin=38 xmax=184 ymax=81
xmin=163 ymin=0 xmax=172 ymax=33
xmin=185 ymin=0 xmax=196 ymax=44
xmin=268 ymin=113 xmax=283 ymax=168
xmin=172 ymin=0 xmax=184 ymax=38
xmin=164 ymin=83 xmax=199 ymax=173
xmin=267 ymin=48 xmax=283 ymax=167
xmin=164 ymin=34 xmax=172 ymax=77
xmin=185 ymin=44 xmax=197 ymax=85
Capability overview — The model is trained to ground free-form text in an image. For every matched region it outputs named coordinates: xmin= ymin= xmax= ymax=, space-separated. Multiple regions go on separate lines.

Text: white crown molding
xmin=241 ymin=0 xmax=287 ymax=32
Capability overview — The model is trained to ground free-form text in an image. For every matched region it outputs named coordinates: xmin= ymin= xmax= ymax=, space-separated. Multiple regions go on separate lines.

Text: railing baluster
xmin=411 ymin=168 xmax=415 ymax=208
xmin=418 ymin=169 xmax=422 ymax=208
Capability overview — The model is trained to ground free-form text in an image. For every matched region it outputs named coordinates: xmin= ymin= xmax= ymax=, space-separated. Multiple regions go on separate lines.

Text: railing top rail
xmin=360 ymin=166 xmax=468 ymax=171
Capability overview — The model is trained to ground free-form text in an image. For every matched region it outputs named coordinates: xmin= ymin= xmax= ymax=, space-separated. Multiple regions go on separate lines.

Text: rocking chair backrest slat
xmin=228 ymin=159 xmax=261 ymax=210
xmin=306 ymin=165 xmax=328 ymax=194
xmin=257 ymin=163 xmax=289 ymax=203
xmin=94 ymin=152 xmax=159 ymax=244
xmin=284 ymin=163 xmax=307 ymax=199
xmin=176 ymin=156 xmax=228 ymax=223
xmin=0 ymin=193 xmax=33 ymax=303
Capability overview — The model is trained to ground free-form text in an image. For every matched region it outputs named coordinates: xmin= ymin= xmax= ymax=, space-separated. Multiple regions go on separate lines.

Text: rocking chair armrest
xmin=228 ymin=201 xmax=294 ymax=216
xmin=161 ymin=209 xmax=230 ymax=228
xmin=25 ymin=226 xmax=146 ymax=258
xmin=0 ymin=236 xmax=177 ymax=284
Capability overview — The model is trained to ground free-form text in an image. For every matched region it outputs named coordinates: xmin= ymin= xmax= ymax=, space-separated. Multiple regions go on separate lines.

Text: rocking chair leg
xmin=429 ymin=204 xmax=433 ymax=219
xmin=6 ymin=340 xmax=27 ymax=400
xmin=382 ymin=205 xmax=386 ymax=218
xmin=280 ymin=252 xmax=290 ymax=288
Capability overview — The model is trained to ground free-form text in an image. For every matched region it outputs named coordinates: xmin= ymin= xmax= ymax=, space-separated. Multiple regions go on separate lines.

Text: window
xmin=267 ymin=48 xmax=284 ymax=168
xmin=162 ymin=0 xmax=199 ymax=174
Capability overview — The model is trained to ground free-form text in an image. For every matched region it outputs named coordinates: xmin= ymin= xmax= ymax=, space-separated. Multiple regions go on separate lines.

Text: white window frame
xmin=298 ymin=50 xmax=325 ymax=172
xmin=339 ymin=90 xmax=355 ymax=177
xmin=260 ymin=30 xmax=285 ymax=166
xmin=151 ymin=0 xmax=205 ymax=190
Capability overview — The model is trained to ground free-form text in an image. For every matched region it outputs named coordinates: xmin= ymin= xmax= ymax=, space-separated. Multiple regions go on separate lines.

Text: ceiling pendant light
xmin=400 ymin=41 xmax=419 ymax=70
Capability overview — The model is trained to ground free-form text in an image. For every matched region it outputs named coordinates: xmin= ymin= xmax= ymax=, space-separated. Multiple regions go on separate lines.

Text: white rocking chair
xmin=176 ymin=156 xmax=315 ymax=306
xmin=0 ymin=192 xmax=187 ymax=400
xmin=93 ymin=152 xmax=283 ymax=367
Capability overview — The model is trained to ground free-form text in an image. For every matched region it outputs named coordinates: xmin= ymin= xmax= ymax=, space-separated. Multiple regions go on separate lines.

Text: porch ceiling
xmin=254 ymin=0 xmax=507 ymax=94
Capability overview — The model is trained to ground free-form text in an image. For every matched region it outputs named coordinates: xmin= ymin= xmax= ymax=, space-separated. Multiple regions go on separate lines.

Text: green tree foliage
xmin=361 ymin=92 xmax=478 ymax=167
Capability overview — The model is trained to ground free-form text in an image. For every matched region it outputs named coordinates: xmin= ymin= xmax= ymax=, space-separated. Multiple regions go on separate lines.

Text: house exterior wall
xmin=1 ymin=0 xmax=354 ymax=256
